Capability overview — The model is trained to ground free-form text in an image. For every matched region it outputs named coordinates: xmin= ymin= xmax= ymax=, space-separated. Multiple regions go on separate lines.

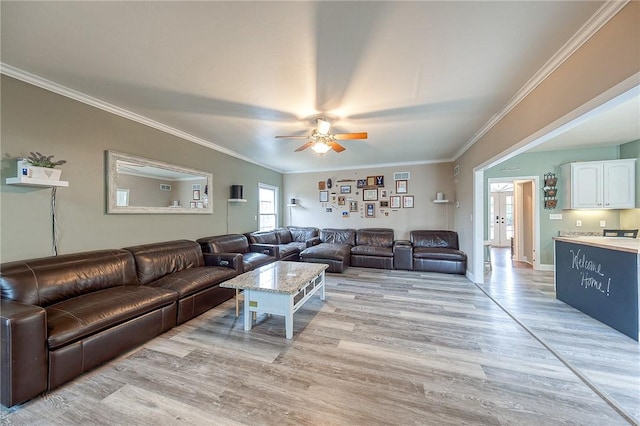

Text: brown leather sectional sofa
xmin=0 ymin=228 xmax=466 ymax=407
xmin=0 ymin=240 xmax=238 ymax=408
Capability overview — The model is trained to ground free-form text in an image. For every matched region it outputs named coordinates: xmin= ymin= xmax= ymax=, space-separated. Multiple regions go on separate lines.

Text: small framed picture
xmin=342 ymin=211 xmax=349 ymax=218
xmin=349 ymin=200 xmax=358 ymax=212
xmin=365 ymin=203 xmax=375 ymax=217
xmin=197 ymin=201 xmax=204 ymax=209
xmin=390 ymin=196 xmax=401 ymax=208
xmin=396 ymin=180 xmax=408 ymax=194
xmin=380 ymin=200 xmax=389 ymax=208
xmin=357 ymin=179 xmax=367 ymax=188
xmin=319 ymin=190 xmax=329 ymax=202
xmin=403 ymin=195 xmax=414 ymax=208
xmin=318 ymin=181 xmax=326 ymax=190
xmin=338 ymin=196 xmax=346 ymax=205
xmin=340 ymin=185 xmax=351 ymax=194
xmin=380 ymin=189 xmax=388 ymax=198
xmin=192 ymin=184 xmax=201 ymax=190
xmin=193 ymin=190 xmax=201 ymax=200
xmin=375 ymin=175 xmax=384 ymax=186
xmin=363 ymin=189 xmax=378 ymax=201
xmin=190 ymin=201 xmax=197 ymax=208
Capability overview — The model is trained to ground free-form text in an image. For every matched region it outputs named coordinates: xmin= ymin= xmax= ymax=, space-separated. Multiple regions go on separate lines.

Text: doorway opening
xmin=487 ymin=177 xmax=539 ymax=271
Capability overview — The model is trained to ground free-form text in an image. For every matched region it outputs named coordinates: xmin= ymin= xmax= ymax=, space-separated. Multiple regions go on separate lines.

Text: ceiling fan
xmin=275 ymin=118 xmax=368 ymax=154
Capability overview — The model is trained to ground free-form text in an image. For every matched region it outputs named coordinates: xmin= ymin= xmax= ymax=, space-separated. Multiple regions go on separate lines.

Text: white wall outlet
xmin=600 ymin=220 xmax=606 ymax=227
xmin=549 ymin=214 xmax=563 ymax=220
xmin=576 ymin=220 xmax=582 ymax=227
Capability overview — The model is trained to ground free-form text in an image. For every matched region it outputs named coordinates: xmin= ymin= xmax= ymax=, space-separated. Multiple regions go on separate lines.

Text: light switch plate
xmin=600 ymin=220 xmax=606 ymax=227
xmin=576 ymin=220 xmax=582 ymax=227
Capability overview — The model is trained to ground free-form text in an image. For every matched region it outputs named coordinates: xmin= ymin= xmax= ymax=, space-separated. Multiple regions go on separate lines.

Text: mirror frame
xmin=106 ymin=150 xmax=213 ymax=214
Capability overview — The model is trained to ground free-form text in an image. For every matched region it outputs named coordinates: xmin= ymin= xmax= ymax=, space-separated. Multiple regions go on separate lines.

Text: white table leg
xmin=320 ymin=272 xmax=325 ymax=301
xmin=244 ymin=289 xmax=252 ymax=331
xmin=285 ymin=310 xmax=293 ymax=339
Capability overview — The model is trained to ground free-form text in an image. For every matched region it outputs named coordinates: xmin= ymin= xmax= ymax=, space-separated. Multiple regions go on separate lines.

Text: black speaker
xmin=230 ymin=185 xmax=243 ymax=199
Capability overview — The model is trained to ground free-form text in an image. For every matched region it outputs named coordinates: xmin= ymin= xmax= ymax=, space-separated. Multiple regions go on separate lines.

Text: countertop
xmin=553 ymin=236 xmax=640 ymax=254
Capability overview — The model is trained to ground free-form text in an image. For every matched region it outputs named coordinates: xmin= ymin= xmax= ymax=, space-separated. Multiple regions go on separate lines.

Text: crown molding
xmin=453 ymin=0 xmax=630 ymax=161
xmin=0 ymin=63 xmax=285 ymax=174
xmin=284 ymin=157 xmax=453 ymax=175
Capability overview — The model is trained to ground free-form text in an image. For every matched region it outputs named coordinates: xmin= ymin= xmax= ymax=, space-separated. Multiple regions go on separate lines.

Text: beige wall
xmin=0 ymin=76 xmax=282 ymax=262
xmin=283 ymin=162 xmax=454 ymax=240
xmin=455 ymin=3 xmax=640 ymax=275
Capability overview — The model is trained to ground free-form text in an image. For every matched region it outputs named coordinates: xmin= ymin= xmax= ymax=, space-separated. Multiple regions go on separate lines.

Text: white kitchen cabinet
xmin=561 ymin=159 xmax=636 ymax=209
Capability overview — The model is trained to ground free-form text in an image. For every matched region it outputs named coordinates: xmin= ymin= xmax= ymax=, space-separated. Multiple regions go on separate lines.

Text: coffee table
xmin=221 ymin=261 xmax=328 ymax=339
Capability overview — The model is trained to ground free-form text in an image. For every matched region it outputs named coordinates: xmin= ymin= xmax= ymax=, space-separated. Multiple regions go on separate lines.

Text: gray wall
xmin=1 ymin=76 xmax=282 ymax=262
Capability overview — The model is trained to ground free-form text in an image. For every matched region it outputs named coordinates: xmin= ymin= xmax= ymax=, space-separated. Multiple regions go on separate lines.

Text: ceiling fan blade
xmin=275 ymin=135 xmax=310 ymax=139
xmin=328 ymin=141 xmax=346 ymax=152
xmin=295 ymin=141 xmax=314 ymax=152
xmin=333 ymin=132 xmax=368 ymax=140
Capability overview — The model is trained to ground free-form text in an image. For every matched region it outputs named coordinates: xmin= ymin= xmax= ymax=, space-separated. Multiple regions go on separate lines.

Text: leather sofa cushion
xmin=351 ymin=245 xmax=393 ymax=257
xmin=145 ymin=267 xmax=236 ymax=298
xmin=249 ymin=231 xmax=278 ymax=245
xmin=243 ymin=252 xmax=274 ymax=271
xmin=0 ymin=250 xmax=138 ymax=307
xmin=413 ymin=247 xmax=467 ymax=261
xmin=320 ymin=228 xmax=356 ymax=246
xmin=46 ymin=286 xmax=177 ymax=350
xmin=301 ymin=243 xmax=352 ymax=261
xmin=356 ymin=228 xmax=394 ymax=247
xmin=124 ymin=240 xmax=204 ymax=285
xmin=197 ymin=234 xmax=250 ymax=255
xmin=410 ymin=230 xmax=459 ymax=249
xmin=274 ymin=228 xmax=292 ymax=244
xmin=288 ymin=226 xmax=319 ymax=242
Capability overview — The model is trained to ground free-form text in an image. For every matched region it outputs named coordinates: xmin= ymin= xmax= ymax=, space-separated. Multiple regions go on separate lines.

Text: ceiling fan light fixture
xmin=311 ymin=141 xmax=331 ymax=154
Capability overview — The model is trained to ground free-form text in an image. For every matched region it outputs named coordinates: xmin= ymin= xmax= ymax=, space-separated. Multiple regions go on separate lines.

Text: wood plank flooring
xmin=2 ymin=257 xmax=638 ymax=425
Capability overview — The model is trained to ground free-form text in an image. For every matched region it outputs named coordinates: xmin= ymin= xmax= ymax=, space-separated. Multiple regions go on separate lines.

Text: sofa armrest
xmin=1 ymin=299 xmax=48 ymax=407
xmin=250 ymin=243 xmax=278 ymax=258
xmin=203 ymin=253 xmax=243 ymax=274
xmin=306 ymin=237 xmax=321 ymax=247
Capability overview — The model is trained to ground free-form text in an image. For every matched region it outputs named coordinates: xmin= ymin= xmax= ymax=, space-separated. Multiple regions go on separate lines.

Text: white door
xmin=489 ymin=190 xmax=514 ymax=247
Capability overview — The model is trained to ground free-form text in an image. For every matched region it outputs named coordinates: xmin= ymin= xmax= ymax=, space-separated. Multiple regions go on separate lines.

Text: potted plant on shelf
xmin=19 ymin=152 xmax=67 ymax=180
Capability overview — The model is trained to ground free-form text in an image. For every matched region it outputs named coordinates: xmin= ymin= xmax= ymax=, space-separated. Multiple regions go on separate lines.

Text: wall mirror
xmin=107 ymin=150 xmax=213 ymax=214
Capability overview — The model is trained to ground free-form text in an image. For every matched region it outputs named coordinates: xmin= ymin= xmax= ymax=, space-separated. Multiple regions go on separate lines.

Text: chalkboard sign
xmin=555 ymin=240 xmax=638 ymax=341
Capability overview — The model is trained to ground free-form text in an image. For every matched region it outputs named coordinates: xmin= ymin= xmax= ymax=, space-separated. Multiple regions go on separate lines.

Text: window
xmin=116 ymin=189 xmax=129 ymax=207
xmin=258 ymin=183 xmax=278 ymax=231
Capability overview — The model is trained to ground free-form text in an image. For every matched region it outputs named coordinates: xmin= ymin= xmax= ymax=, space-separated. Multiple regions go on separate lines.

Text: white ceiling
xmin=1 ymin=1 xmax=638 ymax=173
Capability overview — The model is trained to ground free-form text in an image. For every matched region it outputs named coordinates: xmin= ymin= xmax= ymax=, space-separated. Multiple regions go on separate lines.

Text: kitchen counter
xmin=553 ymin=236 xmax=640 ymax=254
xmin=553 ymin=236 xmax=639 ymax=341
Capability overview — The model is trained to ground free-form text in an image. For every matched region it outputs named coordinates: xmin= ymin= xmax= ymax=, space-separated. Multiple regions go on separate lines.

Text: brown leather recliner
xmin=123 ymin=240 xmax=240 ymax=325
xmin=197 ymin=234 xmax=276 ymax=272
xmin=351 ymin=228 xmax=395 ymax=269
xmin=246 ymin=227 xmax=319 ymax=262
xmin=410 ymin=230 xmax=467 ymax=274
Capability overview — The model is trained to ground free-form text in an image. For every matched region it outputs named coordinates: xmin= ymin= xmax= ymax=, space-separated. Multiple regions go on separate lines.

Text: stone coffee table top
xmin=221 ymin=261 xmax=328 ymax=294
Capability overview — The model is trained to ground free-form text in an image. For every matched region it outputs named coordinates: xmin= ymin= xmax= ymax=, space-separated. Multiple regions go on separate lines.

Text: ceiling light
xmin=311 ymin=141 xmax=331 ymax=154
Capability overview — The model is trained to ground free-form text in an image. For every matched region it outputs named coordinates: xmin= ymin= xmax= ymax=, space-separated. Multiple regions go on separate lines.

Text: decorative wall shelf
xmin=432 ymin=200 xmax=449 ymax=204
xmin=286 ymin=203 xmax=299 ymax=207
xmin=228 ymin=198 xmax=247 ymax=203
xmin=6 ymin=176 xmax=69 ymax=187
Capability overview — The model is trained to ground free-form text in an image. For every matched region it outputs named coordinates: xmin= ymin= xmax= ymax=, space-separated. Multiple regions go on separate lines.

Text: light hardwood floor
xmin=2 ymin=253 xmax=638 ymax=425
